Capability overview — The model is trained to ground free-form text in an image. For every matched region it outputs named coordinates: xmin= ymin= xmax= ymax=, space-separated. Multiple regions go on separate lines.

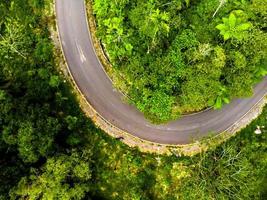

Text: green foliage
xmin=136 ymin=89 xmax=176 ymax=123
xmin=249 ymin=0 xmax=267 ymax=17
xmin=85 ymin=105 xmax=267 ymax=200
xmin=129 ymin=1 xmax=170 ymax=52
xmin=173 ymin=29 xmax=199 ymax=50
xmin=10 ymin=150 xmax=92 ymax=200
xmin=255 ymin=60 xmax=267 ymax=78
xmin=0 ymin=90 xmax=5 ymax=100
xmin=93 ymin=0 xmax=266 ymax=123
xmin=49 ymin=75 xmax=60 ymax=88
xmin=216 ymin=11 xmax=252 ymax=41
xmin=0 ymin=18 xmax=29 ymax=59
xmin=65 ymin=115 xmax=79 ymax=130
xmin=214 ymin=86 xmax=230 ymax=109
xmin=0 ymin=0 xmax=67 ymax=164
xmin=0 ymin=0 xmax=266 ymax=199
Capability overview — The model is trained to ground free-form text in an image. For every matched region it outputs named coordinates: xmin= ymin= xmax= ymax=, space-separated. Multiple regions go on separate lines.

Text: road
xmin=55 ymin=0 xmax=267 ymax=145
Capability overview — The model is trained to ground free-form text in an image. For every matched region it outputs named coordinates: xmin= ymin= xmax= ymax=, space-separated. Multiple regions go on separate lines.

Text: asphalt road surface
xmin=56 ymin=0 xmax=267 ymax=144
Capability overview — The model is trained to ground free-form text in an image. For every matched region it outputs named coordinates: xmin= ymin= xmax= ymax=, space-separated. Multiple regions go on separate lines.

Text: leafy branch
xmin=216 ymin=11 xmax=252 ymax=41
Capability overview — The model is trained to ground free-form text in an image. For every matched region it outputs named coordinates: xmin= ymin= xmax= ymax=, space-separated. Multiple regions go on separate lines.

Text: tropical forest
xmin=93 ymin=0 xmax=267 ymax=122
xmin=0 ymin=0 xmax=266 ymax=199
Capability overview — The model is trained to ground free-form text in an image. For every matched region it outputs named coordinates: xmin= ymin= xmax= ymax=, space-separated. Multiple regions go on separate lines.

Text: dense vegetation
xmin=93 ymin=0 xmax=267 ymax=122
xmin=0 ymin=0 xmax=266 ymax=199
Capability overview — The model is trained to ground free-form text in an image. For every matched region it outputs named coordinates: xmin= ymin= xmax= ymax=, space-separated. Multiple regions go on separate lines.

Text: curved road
xmin=56 ymin=0 xmax=267 ymax=145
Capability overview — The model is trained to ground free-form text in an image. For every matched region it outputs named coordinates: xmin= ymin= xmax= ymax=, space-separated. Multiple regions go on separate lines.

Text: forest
xmin=0 ymin=0 xmax=266 ymax=199
xmin=93 ymin=0 xmax=267 ymax=123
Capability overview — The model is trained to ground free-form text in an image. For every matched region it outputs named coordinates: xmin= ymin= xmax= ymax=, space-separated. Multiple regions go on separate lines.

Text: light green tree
xmin=216 ymin=11 xmax=252 ymax=41
xmin=10 ymin=150 xmax=92 ymax=200
xmin=0 ymin=19 xmax=28 ymax=59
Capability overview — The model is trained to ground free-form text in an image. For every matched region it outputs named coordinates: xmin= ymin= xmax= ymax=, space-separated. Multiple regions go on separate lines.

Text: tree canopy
xmin=0 ymin=0 xmax=266 ymax=199
xmin=93 ymin=0 xmax=267 ymax=123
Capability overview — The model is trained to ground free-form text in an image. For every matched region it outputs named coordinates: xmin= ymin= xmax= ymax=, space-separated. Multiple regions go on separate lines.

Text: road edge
xmin=52 ymin=0 xmax=267 ymax=156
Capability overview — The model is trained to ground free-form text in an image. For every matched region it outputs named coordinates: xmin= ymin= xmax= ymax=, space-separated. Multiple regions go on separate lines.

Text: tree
xmin=129 ymin=0 xmax=170 ymax=52
xmin=10 ymin=150 xmax=92 ymax=200
xmin=2 ymin=114 xmax=61 ymax=163
xmin=136 ymin=89 xmax=176 ymax=123
xmin=216 ymin=11 xmax=252 ymax=41
xmin=0 ymin=18 xmax=28 ymax=59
